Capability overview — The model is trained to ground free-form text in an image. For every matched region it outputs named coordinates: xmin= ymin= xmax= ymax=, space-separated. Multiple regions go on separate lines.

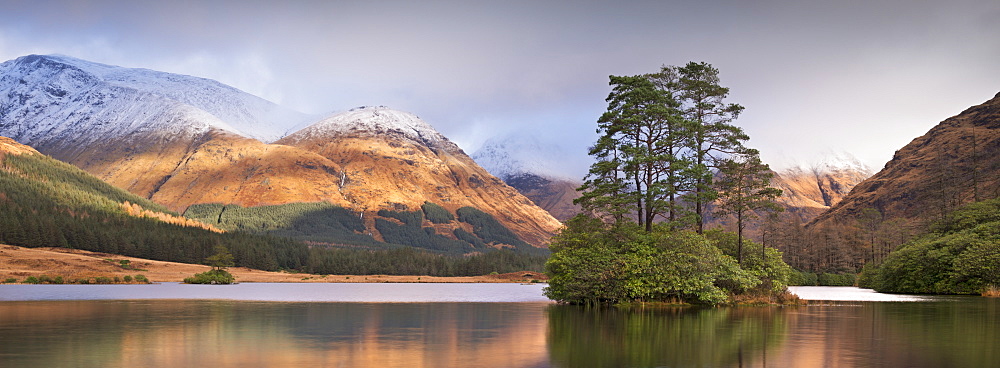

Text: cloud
xmin=1 ymin=0 xmax=998 ymax=178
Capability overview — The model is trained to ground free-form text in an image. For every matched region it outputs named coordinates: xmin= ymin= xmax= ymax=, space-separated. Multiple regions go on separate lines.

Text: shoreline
xmin=0 ymin=244 xmax=547 ymax=284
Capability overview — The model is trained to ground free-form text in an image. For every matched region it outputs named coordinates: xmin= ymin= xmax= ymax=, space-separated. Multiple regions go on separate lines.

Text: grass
xmin=982 ymin=285 xmax=1000 ymax=297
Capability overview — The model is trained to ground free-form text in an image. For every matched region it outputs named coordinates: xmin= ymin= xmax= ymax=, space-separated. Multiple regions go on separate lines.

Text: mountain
xmin=0 ymin=55 xmax=559 ymax=249
xmin=768 ymin=156 xmax=874 ymax=223
xmin=0 ymin=136 xmax=306 ymax=271
xmin=472 ymin=134 xmax=582 ymax=221
xmin=0 ymin=54 xmax=307 ymax=143
xmin=0 ymin=55 xmax=349 ymax=209
xmin=809 ymin=92 xmax=1000 ymax=228
xmin=704 ymin=157 xmax=872 ymax=238
xmin=276 ymin=107 xmax=562 ymax=245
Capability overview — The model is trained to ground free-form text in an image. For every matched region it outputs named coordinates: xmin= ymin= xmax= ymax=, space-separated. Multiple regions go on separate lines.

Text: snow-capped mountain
xmin=279 ymin=106 xmax=449 ymax=150
xmin=472 ymin=134 xmax=582 ymax=221
xmin=0 ymin=54 xmax=307 ymax=144
xmin=0 ymin=54 xmax=561 ymax=247
xmin=775 ymin=153 xmax=874 ymax=210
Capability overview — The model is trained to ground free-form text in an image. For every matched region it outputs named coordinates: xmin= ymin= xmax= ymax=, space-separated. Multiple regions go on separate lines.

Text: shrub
xmin=23 ymin=276 xmax=40 ymax=284
xmin=3 ymin=278 xmax=16 ymax=283
xmin=817 ymin=273 xmax=856 ymax=286
xmin=788 ymin=270 xmax=819 ymax=286
xmin=184 ymin=269 xmax=235 ymax=284
xmin=123 ymin=275 xmax=133 ymax=283
xmin=134 ymin=275 xmax=149 ymax=283
xmin=544 ymin=216 xmax=763 ymax=305
xmin=95 ymin=276 xmax=113 ymax=284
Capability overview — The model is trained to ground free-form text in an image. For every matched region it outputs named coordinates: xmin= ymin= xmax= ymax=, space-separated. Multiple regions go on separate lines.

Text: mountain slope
xmin=809 ymin=92 xmax=1000 ymax=228
xmin=277 ymin=107 xmax=563 ymax=245
xmin=472 ymin=134 xmax=582 ymax=221
xmin=0 ymin=55 xmax=559 ymax=248
xmin=768 ymin=158 xmax=873 ymax=223
xmin=0 ymin=136 xmax=308 ymax=270
xmin=704 ymin=159 xmax=872 ymax=238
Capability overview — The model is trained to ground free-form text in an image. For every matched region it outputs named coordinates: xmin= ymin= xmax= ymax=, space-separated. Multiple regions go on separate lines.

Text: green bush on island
xmin=544 ymin=215 xmax=791 ymax=305
xmin=134 ymin=275 xmax=149 ymax=283
xmin=184 ymin=269 xmax=235 ymax=284
xmin=859 ymin=198 xmax=1000 ymax=294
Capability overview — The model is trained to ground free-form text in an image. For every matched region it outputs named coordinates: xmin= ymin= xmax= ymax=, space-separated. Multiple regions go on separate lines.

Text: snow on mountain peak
xmin=777 ymin=151 xmax=875 ymax=178
xmin=286 ymin=106 xmax=449 ymax=147
xmin=0 ymin=54 xmax=307 ymax=143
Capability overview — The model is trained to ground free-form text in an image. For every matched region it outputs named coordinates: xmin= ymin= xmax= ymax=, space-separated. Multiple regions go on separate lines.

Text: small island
xmin=544 ymin=63 xmax=796 ymax=306
xmin=184 ymin=245 xmax=237 ymax=284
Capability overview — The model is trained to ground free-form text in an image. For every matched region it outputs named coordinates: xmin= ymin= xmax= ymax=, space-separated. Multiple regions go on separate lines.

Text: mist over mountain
xmin=472 ymin=134 xmax=582 ymax=221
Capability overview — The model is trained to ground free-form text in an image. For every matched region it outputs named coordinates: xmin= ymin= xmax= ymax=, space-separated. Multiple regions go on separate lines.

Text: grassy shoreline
xmin=0 ymin=244 xmax=547 ymax=284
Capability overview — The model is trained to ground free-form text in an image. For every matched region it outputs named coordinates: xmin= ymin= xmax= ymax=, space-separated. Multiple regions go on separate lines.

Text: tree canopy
xmin=576 ymin=62 xmax=768 ymax=233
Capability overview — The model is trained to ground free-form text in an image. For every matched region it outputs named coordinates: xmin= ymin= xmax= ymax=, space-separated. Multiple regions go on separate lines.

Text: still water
xmin=0 ymin=284 xmax=996 ymax=367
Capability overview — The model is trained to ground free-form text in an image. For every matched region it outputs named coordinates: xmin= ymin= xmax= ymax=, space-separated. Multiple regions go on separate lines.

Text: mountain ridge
xmin=0 ymin=54 xmax=560 ymax=249
xmin=808 ymin=91 xmax=1000 ymax=228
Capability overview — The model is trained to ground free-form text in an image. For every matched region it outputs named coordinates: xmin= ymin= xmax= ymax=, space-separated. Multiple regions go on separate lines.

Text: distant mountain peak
xmin=472 ymin=133 xmax=578 ymax=182
xmin=779 ymin=151 xmax=875 ymax=178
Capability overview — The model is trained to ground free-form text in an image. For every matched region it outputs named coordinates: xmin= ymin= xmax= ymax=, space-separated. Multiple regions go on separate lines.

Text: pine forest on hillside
xmin=0 ymin=151 xmax=546 ymax=276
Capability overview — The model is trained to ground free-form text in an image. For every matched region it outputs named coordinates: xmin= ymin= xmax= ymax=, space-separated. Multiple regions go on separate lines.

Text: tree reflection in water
xmin=547 ymin=305 xmax=786 ymax=367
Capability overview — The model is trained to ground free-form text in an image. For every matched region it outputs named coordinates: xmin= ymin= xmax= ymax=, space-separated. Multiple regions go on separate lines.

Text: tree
xmin=577 ymin=74 xmax=691 ymax=231
xmin=205 ymin=245 xmax=235 ymax=271
xmin=667 ymin=62 xmax=749 ymax=233
xmin=858 ymin=208 xmax=883 ymax=264
xmin=713 ymin=154 xmax=783 ymax=265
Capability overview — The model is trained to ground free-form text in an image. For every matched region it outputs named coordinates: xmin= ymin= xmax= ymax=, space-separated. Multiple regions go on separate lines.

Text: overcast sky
xmin=2 ymin=0 xmax=998 ymax=177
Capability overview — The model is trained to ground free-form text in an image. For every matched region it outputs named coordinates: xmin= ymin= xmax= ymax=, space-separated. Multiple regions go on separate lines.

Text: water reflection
xmin=546 ymin=298 xmax=1000 ymax=368
xmin=1 ymin=296 xmax=996 ymax=367
xmin=0 ymin=301 xmax=549 ymax=367
xmin=547 ymin=306 xmax=785 ymax=367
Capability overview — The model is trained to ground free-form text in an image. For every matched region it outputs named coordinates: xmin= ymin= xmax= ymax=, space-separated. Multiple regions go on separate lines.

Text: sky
xmin=2 ymin=0 xmax=998 ymax=178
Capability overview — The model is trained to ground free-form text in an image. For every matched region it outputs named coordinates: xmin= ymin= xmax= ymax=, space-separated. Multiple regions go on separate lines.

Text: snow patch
xmin=285 ymin=106 xmax=449 ymax=147
xmin=0 ymin=54 xmax=307 ymax=143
